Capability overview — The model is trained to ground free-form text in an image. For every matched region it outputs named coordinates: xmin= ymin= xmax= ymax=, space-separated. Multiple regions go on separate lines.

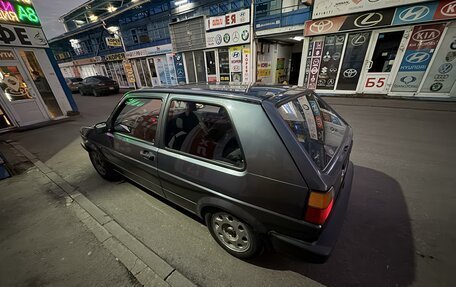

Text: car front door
xmin=103 ymin=93 xmax=167 ymax=197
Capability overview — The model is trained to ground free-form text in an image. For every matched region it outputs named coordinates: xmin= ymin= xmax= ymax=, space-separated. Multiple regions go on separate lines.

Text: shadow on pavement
xmin=249 ymin=165 xmax=415 ymax=287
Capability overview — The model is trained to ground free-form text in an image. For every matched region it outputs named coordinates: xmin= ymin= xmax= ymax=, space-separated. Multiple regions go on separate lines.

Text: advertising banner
xmin=317 ymin=34 xmax=345 ymax=89
xmin=257 ymin=61 xmax=271 ymax=82
xmin=307 ymin=40 xmax=324 ymax=90
xmin=229 ymin=46 xmax=242 ymax=83
xmin=125 ymin=44 xmax=173 ymax=59
xmin=206 ymin=24 xmax=250 ymax=48
xmin=166 ymin=53 xmax=178 ymax=86
xmin=173 ymin=53 xmax=186 ymax=84
xmin=306 ymin=1 xmax=456 ymax=37
xmin=206 ymin=9 xmax=250 ymax=30
xmin=0 ymin=0 xmax=41 ymax=26
xmin=105 ymin=52 xmax=125 ymax=62
xmin=392 ymin=23 xmax=445 ymax=92
xmin=336 ymin=32 xmax=371 ymax=91
xmin=122 ymin=60 xmax=136 ymax=83
xmin=312 ymin=0 xmax=429 ymax=19
xmin=0 ymin=23 xmax=47 ymax=47
xmin=421 ymin=23 xmax=456 ymax=93
xmin=242 ymin=48 xmax=250 ymax=84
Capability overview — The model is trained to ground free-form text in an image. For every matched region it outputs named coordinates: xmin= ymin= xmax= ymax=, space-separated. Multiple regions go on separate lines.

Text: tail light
xmin=305 ymin=187 xmax=334 ymax=225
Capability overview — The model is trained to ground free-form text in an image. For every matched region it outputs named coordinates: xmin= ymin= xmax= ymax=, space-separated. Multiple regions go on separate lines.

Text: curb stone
xmin=7 ymin=141 xmax=196 ymax=287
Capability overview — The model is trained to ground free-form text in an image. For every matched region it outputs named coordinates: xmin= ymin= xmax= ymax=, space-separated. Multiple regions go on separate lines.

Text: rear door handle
xmin=140 ymin=150 xmax=155 ymax=161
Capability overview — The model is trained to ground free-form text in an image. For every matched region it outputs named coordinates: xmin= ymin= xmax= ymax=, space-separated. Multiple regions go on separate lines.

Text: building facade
xmin=0 ymin=0 xmax=77 ymax=132
xmin=300 ymin=0 xmax=456 ymax=98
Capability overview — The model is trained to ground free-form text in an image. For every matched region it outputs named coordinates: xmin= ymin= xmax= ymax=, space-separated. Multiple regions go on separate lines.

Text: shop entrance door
xmin=204 ymin=50 xmax=219 ymax=83
xmin=359 ymin=28 xmax=408 ymax=94
xmin=0 ymin=49 xmax=49 ymax=126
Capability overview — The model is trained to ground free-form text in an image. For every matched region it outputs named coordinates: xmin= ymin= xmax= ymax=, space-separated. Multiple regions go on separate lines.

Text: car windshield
xmin=278 ymin=94 xmax=347 ymax=170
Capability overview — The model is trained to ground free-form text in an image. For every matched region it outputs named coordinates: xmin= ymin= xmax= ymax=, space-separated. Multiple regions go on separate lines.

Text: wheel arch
xmin=197 ymin=196 xmax=267 ymax=234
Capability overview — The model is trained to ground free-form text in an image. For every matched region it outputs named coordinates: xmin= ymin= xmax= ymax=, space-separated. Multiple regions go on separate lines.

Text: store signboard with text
xmin=317 ymin=34 xmax=345 ymax=89
xmin=0 ymin=0 xmax=41 ymax=26
xmin=206 ymin=9 xmax=250 ymax=30
xmin=173 ymin=53 xmax=186 ymax=84
xmin=125 ymin=44 xmax=173 ymax=59
xmin=105 ymin=37 xmax=122 ymax=47
xmin=242 ymin=48 xmax=250 ymax=84
xmin=229 ymin=46 xmax=242 ymax=83
xmin=0 ymin=23 xmax=47 ymax=47
xmin=206 ymin=25 xmax=250 ymax=48
xmin=392 ymin=23 xmax=445 ymax=92
xmin=307 ymin=40 xmax=324 ymax=90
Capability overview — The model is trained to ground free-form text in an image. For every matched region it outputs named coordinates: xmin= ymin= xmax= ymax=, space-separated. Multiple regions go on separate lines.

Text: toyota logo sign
xmin=343 ymin=69 xmax=357 ymax=78
xmin=309 ymin=20 xmax=334 ymax=33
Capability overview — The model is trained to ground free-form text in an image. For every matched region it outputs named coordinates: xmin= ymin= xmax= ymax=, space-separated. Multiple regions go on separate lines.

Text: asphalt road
xmin=2 ymin=92 xmax=456 ymax=287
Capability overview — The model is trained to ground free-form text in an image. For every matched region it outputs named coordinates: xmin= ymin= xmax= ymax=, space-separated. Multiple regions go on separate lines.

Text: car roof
xmin=130 ymin=84 xmax=312 ymax=104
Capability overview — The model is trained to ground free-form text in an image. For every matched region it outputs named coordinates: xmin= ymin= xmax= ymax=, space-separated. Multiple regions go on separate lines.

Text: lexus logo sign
xmin=399 ymin=6 xmax=430 ymax=22
xmin=343 ymin=69 xmax=357 ymax=78
xmin=406 ymin=52 xmax=430 ymax=64
xmin=354 ymin=13 xmax=383 ymax=28
xmin=412 ymin=29 xmax=441 ymax=42
xmin=309 ymin=20 xmax=333 ymax=33
xmin=441 ymin=1 xmax=456 ymax=16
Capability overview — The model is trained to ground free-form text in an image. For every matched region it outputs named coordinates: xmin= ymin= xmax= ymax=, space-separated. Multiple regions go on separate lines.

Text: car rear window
xmin=70 ymin=78 xmax=82 ymax=82
xmin=278 ymin=94 xmax=347 ymax=170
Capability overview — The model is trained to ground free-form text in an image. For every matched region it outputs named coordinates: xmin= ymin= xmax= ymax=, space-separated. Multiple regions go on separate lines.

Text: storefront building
xmin=254 ymin=0 xmax=312 ymax=85
xmin=300 ymin=0 xmax=456 ymax=98
xmin=169 ymin=9 xmax=252 ymax=85
xmin=0 ymin=0 xmax=77 ymax=132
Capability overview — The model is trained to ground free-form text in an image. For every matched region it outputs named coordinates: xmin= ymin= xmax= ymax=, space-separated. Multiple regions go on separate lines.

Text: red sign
xmin=407 ymin=24 xmax=445 ymax=50
xmin=435 ymin=0 xmax=456 ymax=19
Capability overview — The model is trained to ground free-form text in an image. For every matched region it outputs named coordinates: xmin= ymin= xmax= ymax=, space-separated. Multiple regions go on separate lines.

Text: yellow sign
xmin=257 ymin=69 xmax=271 ymax=77
xmin=105 ymin=37 xmax=122 ymax=47
xmin=105 ymin=52 xmax=125 ymax=62
xmin=123 ymin=60 xmax=135 ymax=83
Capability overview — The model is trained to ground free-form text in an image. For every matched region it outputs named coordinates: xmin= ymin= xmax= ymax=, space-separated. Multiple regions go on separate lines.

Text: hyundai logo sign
xmin=406 ymin=52 xmax=430 ymax=64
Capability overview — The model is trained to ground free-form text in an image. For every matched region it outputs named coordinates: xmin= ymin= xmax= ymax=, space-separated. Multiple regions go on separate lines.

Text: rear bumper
xmin=269 ymin=161 xmax=354 ymax=261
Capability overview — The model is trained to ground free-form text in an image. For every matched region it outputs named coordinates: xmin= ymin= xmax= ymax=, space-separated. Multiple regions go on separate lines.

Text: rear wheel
xmin=205 ymin=211 xmax=262 ymax=259
xmin=89 ymin=150 xmax=121 ymax=181
xmin=79 ymin=89 xmax=85 ymax=96
xmin=93 ymin=89 xmax=100 ymax=97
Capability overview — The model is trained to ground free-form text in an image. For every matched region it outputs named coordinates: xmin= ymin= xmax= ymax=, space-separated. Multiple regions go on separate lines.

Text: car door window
xmin=165 ymin=100 xmax=245 ymax=168
xmin=113 ymin=98 xmax=162 ymax=144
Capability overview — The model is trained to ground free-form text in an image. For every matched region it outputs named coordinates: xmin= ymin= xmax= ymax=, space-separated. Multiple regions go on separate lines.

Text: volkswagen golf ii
xmin=80 ymin=85 xmax=353 ymax=260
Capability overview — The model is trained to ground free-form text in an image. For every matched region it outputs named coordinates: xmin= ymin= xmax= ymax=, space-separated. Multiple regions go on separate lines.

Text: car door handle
xmin=140 ymin=150 xmax=155 ymax=161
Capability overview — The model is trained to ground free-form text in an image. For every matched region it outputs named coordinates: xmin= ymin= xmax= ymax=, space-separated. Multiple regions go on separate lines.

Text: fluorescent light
xmin=107 ymin=5 xmax=117 ymax=12
xmin=175 ymin=0 xmax=188 ymax=6
xmin=89 ymin=14 xmax=98 ymax=22
xmin=290 ymin=36 xmax=304 ymax=41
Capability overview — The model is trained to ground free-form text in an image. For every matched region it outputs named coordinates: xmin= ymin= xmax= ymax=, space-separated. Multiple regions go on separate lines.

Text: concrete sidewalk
xmin=0 ymin=143 xmax=140 ymax=287
xmin=321 ymin=96 xmax=456 ymax=112
xmin=0 ymin=141 xmax=195 ymax=287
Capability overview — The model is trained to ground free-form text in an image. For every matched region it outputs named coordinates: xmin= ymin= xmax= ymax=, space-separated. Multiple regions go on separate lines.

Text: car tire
xmin=88 ymin=150 xmax=121 ymax=181
xmin=205 ymin=211 xmax=262 ymax=259
xmin=93 ymin=90 xmax=100 ymax=97
xmin=79 ymin=89 xmax=85 ymax=96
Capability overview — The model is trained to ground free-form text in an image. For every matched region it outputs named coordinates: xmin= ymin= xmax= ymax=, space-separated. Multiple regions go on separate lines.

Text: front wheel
xmin=205 ymin=211 xmax=262 ymax=259
xmin=88 ymin=150 xmax=121 ymax=181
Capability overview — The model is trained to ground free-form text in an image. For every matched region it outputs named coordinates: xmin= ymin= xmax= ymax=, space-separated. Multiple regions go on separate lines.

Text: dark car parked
xmin=80 ymin=85 xmax=354 ymax=261
xmin=65 ymin=77 xmax=83 ymax=92
xmin=79 ymin=76 xmax=119 ymax=96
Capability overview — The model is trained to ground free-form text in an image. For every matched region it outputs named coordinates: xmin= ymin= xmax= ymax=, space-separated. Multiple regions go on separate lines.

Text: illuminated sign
xmin=105 ymin=37 xmax=122 ymax=47
xmin=0 ymin=0 xmax=40 ymax=26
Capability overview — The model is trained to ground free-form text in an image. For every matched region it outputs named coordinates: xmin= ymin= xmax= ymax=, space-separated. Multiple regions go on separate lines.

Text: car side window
xmin=165 ymin=100 xmax=245 ymax=168
xmin=113 ymin=98 xmax=162 ymax=144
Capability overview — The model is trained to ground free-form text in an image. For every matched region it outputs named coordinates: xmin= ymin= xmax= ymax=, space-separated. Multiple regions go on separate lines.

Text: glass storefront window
xmin=19 ymin=51 xmax=63 ymax=118
xmin=194 ymin=51 xmax=206 ymax=83
xmin=141 ymin=59 xmax=152 ymax=87
xmin=205 ymin=51 xmax=217 ymax=76
xmin=219 ymin=48 xmax=230 ymax=82
xmin=369 ymin=31 xmax=404 ymax=73
xmin=0 ymin=66 xmax=33 ymax=101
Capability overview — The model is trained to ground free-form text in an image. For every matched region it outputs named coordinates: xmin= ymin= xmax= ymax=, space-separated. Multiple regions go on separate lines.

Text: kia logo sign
xmin=343 ymin=69 xmax=357 ymax=78
xmin=412 ymin=29 xmax=441 ymax=42
xmin=406 ymin=52 xmax=430 ymax=64
xmin=354 ymin=13 xmax=383 ymax=28
xmin=399 ymin=6 xmax=430 ymax=22
xmin=441 ymin=1 xmax=456 ymax=16
xmin=309 ymin=20 xmax=333 ymax=33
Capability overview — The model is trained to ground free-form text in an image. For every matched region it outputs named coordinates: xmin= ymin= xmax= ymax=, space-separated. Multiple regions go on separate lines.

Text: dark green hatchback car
xmin=80 ymin=85 xmax=353 ymax=261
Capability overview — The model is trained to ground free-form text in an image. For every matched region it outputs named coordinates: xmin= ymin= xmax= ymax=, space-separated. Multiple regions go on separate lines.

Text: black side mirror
xmin=94 ymin=122 xmax=107 ymax=134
